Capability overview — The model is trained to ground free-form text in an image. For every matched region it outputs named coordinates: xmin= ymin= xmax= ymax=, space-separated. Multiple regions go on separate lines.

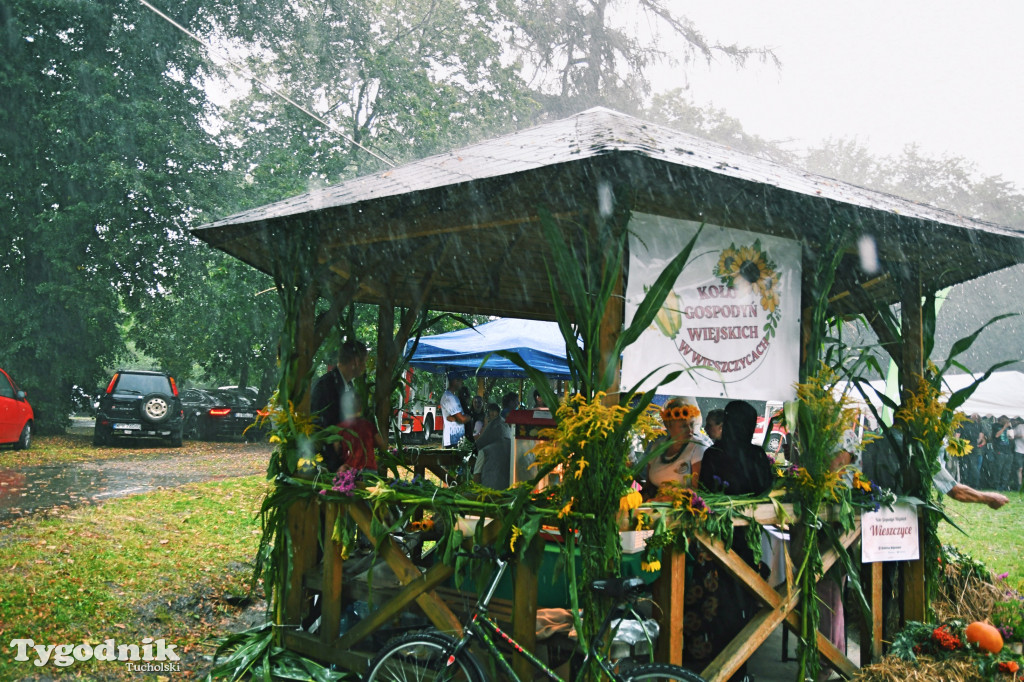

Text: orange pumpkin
xmin=965 ymin=621 xmax=1003 ymax=653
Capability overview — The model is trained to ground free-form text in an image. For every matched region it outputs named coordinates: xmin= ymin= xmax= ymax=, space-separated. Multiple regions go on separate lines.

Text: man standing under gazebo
xmin=440 ymin=373 xmax=472 ymax=448
xmin=310 ymin=339 xmax=368 ymax=470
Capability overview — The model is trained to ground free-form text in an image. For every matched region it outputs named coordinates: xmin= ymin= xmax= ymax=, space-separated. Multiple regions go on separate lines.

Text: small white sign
xmin=861 ymin=503 xmax=920 ymax=562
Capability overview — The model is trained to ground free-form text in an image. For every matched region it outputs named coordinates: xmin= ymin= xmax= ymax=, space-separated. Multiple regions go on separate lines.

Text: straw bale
xmin=852 ymin=656 xmax=983 ymax=682
xmin=935 ymin=561 xmax=1004 ymax=623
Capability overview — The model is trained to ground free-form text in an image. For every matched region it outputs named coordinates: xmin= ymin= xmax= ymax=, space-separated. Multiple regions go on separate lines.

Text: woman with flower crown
xmin=644 ymin=397 xmax=709 ymax=492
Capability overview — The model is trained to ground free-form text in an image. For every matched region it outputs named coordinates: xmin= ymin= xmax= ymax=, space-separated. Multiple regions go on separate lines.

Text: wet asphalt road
xmin=0 ymin=420 xmax=269 ymax=525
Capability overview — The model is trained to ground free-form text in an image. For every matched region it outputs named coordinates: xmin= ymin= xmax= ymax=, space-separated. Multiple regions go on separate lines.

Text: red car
xmin=0 ymin=368 xmax=33 ymax=449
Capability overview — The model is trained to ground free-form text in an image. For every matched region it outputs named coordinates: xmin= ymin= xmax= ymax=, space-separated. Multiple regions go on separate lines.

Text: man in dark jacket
xmin=310 ymin=340 xmax=368 ymax=470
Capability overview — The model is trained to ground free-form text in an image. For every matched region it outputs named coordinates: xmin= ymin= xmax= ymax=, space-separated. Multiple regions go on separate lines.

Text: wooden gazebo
xmin=193 ymin=107 xmax=1024 ymax=678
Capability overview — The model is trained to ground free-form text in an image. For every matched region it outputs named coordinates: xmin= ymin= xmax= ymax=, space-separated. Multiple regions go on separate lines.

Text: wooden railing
xmin=277 ymin=494 xmax=910 ymax=680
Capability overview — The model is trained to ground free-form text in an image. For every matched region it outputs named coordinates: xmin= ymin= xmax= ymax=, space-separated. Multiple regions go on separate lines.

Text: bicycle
xmin=363 ymin=546 xmax=705 ymax=682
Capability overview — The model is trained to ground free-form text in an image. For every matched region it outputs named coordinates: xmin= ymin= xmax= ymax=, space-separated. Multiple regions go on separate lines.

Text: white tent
xmin=839 ymin=370 xmax=1024 ymax=419
xmin=939 ymin=371 xmax=1024 ymax=418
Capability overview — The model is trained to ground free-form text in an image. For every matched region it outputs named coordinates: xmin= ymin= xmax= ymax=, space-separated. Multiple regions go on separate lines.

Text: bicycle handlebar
xmin=458 ymin=544 xmax=513 ymax=563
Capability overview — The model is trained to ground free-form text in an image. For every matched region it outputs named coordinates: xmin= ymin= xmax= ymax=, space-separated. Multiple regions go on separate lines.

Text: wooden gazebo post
xmin=899 ymin=263 xmax=927 ymax=623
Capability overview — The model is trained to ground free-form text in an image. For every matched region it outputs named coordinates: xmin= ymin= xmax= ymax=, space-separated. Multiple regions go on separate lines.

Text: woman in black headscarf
xmin=682 ymin=400 xmax=775 ymax=682
xmin=701 ymin=400 xmax=775 ymax=495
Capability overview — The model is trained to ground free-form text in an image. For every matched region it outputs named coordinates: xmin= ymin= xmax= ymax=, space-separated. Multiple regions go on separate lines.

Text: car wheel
xmin=15 ymin=422 xmax=31 ymax=450
xmin=170 ymin=427 xmax=183 ymax=448
xmin=139 ymin=393 xmax=173 ymax=424
xmin=93 ymin=425 xmax=108 ymax=447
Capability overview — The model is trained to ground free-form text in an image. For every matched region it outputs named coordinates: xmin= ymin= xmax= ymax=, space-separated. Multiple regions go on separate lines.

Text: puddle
xmin=0 ymin=447 xmax=267 ymax=525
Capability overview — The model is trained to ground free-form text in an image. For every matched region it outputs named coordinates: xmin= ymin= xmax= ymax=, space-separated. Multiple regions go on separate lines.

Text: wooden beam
xmin=320 ymin=502 xmax=345 ymax=643
xmin=860 ymin=561 xmax=883 ymax=664
xmin=653 ymin=547 xmax=685 ymax=666
xmin=347 ymin=500 xmax=463 ymax=634
xmin=695 ymin=521 xmax=862 ymax=681
xmin=283 ymin=498 xmax=319 ymax=626
xmin=512 ymin=560 xmax=539 ymax=680
xmin=900 ymin=266 xmax=927 ymax=624
xmin=337 ymin=561 xmax=456 ymax=650
xmin=282 ymin=629 xmax=371 ymax=671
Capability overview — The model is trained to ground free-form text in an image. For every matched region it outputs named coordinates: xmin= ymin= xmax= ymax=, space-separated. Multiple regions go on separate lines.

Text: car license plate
xmin=236 ymin=412 xmax=254 ymax=419
xmin=114 ymin=423 xmax=142 ymax=430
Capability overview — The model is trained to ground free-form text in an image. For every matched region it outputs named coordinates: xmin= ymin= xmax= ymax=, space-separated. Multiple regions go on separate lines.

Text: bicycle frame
xmin=446 ymin=555 xmax=630 ymax=682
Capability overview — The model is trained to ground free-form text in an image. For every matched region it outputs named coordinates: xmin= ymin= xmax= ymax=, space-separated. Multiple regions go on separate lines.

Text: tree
xmin=645 ymin=88 xmax=794 ymax=163
xmin=213 ymin=0 xmax=537 ymax=195
xmin=130 ymin=251 xmax=281 ymax=396
xmin=501 ymin=0 xmax=777 ymax=117
xmin=0 ymin=0 xmax=227 ymax=432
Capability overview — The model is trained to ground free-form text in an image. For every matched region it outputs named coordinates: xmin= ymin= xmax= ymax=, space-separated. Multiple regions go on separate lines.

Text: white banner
xmin=861 ymin=503 xmax=920 ymax=562
xmin=622 ymin=213 xmax=801 ymax=401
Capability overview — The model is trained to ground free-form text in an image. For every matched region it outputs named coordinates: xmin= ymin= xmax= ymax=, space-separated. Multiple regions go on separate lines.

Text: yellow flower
xmin=760 ymin=288 xmax=780 ymax=314
xmin=716 ymin=247 xmax=739 ymax=277
xmin=510 ymin=525 xmax=523 ymax=552
xmin=558 ymin=498 xmax=574 ymax=519
xmin=269 ymin=434 xmax=283 ymax=444
xmin=619 ymin=489 xmax=643 ymax=513
xmin=641 ymin=559 xmax=662 ymax=573
xmin=574 ymin=458 xmax=589 ymax=480
xmin=364 ymin=483 xmax=393 ymax=501
xmin=945 ymin=437 xmax=973 ymax=458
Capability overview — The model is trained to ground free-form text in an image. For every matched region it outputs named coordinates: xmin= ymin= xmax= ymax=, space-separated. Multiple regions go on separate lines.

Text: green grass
xmin=0 ymin=475 xmax=269 ymax=680
xmin=938 ymin=489 xmax=1024 ymax=591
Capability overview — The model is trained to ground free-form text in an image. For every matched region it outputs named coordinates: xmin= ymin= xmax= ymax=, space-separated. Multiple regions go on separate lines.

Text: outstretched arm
xmin=947 ymin=484 xmax=1009 ymax=510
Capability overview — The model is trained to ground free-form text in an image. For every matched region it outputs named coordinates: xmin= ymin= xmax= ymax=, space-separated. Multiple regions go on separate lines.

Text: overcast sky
xmin=651 ymin=2 xmax=1024 ymax=188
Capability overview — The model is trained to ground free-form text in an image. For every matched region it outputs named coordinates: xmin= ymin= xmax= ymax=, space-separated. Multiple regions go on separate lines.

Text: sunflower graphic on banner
xmin=622 ymin=214 xmax=801 ymax=401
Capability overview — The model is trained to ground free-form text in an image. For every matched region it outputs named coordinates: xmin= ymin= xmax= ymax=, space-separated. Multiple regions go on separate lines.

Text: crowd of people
xmin=954 ymin=414 xmax=1024 ymax=491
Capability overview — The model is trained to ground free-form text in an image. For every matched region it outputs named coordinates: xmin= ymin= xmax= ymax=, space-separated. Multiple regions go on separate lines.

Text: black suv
xmin=93 ymin=370 xmax=184 ymax=447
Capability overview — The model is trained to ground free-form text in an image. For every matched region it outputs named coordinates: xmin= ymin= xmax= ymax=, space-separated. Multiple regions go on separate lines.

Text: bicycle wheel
xmin=623 ymin=662 xmax=707 ymax=682
xmin=363 ymin=632 xmax=485 ymax=682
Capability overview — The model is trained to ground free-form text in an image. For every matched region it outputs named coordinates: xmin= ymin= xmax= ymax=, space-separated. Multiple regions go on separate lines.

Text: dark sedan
xmin=182 ymin=388 xmax=261 ymax=441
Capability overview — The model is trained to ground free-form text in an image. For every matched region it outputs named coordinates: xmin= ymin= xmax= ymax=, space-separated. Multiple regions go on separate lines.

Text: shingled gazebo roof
xmin=193 ymin=107 xmax=1024 ymax=319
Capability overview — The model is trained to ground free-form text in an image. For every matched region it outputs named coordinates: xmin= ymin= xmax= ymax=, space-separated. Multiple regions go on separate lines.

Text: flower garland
xmin=895 ymin=369 xmax=971 ymax=613
xmin=661 ymin=404 xmax=701 ymax=422
xmin=789 ymin=364 xmax=861 ymax=681
xmin=530 ymin=391 xmax=664 ymax=648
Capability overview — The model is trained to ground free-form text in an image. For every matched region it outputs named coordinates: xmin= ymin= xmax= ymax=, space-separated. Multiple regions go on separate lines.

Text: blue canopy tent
xmin=405 ymin=318 xmax=572 ymax=378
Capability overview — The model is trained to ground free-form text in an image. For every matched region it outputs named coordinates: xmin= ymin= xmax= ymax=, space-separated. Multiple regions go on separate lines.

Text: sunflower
xmin=715 ymin=240 xmax=781 ymax=322
xmin=737 ymin=247 xmax=770 ymax=287
xmin=716 ymin=246 xmax=740 ymax=280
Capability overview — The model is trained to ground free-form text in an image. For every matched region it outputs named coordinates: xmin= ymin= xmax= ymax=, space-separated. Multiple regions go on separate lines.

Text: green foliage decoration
xmin=491 ymin=204 xmax=701 ymax=674
xmin=206 ymin=622 xmax=347 ymax=682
